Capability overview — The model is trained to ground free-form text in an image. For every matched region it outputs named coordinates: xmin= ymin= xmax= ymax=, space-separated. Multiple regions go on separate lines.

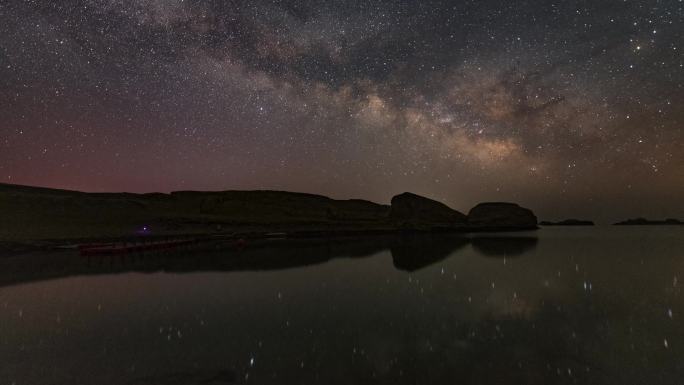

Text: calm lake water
xmin=1 ymin=227 xmax=683 ymax=385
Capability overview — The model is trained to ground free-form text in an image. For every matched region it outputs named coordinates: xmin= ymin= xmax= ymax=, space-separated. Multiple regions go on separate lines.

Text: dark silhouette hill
xmin=0 ymin=183 xmax=538 ymax=243
xmin=0 ymin=183 xmax=391 ymax=241
xmin=390 ymin=192 xmax=467 ymax=230
xmin=467 ymin=202 xmax=538 ymax=230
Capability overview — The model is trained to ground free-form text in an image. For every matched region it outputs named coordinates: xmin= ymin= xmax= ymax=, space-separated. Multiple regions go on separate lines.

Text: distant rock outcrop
xmin=467 ymin=202 xmax=538 ymax=230
xmin=614 ymin=218 xmax=683 ymax=226
xmin=539 ymin=219 xmax=594 ymax=226
xmin=390 ymin=192 xmax=467 ymax=229
xmin=0 ymin=183 xmax=541 ymax=242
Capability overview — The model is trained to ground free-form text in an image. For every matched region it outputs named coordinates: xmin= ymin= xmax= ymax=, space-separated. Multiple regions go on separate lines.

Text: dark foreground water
xmin=1 ymin=227 xmax=683 ymax=385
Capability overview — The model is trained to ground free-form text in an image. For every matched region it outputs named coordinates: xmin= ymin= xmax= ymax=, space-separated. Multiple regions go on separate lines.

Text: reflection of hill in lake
xmin=0 ymin=235 xmax=538 ymax=287
xmin=470 ymin=236 xmax=538 ymax=257
xmin=4 ymin=228 xmax=684 ymax=385
xmin=0 ymin=237 xmax=389 ymax=288
xmin=391 ymin=235 xmax=469 ymax=271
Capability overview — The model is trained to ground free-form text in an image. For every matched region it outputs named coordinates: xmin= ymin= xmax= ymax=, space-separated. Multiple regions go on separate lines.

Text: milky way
xmin=0 ymin=0 xmax=682 ymax=221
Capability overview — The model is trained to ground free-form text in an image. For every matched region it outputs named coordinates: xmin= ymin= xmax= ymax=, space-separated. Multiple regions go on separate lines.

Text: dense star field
xmin=0 ymin=0 xmax=682 ymax=222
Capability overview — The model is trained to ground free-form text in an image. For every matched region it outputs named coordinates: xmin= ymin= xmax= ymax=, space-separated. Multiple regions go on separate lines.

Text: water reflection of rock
xmin=470 ymin=236 xmax=538 ymax=257
xmin=0 ymin=234 xmax=538 ymax=287
xmin=8 ymin=231 xmax=680 ymax=384
xmin=390 ymin=235 xmax=468 ymax=272
xmin=0 ymin=237 xmax=392 ymax=288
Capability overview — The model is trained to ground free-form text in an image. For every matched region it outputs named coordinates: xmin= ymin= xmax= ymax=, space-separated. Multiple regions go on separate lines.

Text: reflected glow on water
xmin=1 ymin=227 xmax=683 ymax=384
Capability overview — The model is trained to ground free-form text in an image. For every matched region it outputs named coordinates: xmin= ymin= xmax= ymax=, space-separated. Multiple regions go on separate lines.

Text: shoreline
xmin=0 ymin=225 xmax=541 ymax=256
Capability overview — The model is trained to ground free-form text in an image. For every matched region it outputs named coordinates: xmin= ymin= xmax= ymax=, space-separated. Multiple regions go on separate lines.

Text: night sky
xmin=1 ymin=0 xmax=682 ymax=222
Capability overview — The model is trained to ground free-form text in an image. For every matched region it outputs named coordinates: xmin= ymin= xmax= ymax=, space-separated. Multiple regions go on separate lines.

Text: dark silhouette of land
xmin=0 ymin=183 xmax=538 ymax=249
xmin=613 ymin=218 xmax=683 ymax=226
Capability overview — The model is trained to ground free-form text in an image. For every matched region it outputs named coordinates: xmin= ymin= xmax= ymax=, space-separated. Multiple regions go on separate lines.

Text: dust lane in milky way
xmin=0 ymin=0 xmax=682 ymax=221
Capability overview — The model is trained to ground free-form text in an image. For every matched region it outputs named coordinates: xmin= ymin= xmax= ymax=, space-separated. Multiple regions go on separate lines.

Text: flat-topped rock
xmin=390 ymin=192 xmax=467 ymax=228
xmin=467 ymin=202 xmax=538 ymax=230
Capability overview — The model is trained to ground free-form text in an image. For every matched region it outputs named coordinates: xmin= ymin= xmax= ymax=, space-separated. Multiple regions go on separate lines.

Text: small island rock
xmin=467 ymin=202 xmax=538 ymax=230
xmin=390 ymin=192 xmax=467 ymax=228
xmin=614 ymin=218 xmax=683 ymax=225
